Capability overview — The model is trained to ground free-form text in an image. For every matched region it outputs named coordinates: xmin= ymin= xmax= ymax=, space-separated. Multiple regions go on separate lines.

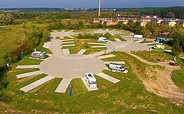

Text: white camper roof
xmin=85 ymin=73 xmax=96 ymax=82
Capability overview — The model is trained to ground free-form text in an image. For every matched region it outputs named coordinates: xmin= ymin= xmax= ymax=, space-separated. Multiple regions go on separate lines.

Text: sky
xmin=0 ymin=0 xmax=184 ymax=8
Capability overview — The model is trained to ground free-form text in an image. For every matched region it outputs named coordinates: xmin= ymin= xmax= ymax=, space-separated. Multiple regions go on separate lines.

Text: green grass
xmin=16 ymin=74 xmax=47 ymax=89
xmin=132 ymin=50 xmax=173 ymax=63
xmin=133 ymin=40 xmax=138 ymax=42
xmin=15 ymin=68 xmax=39 ymax=75
xmin=69 ymin=48 xmax=78 ymax=54
xmin=6 ymin=51 xmax=184 ymax=113
xmin=139 ymin=41 xmax=154 ymax=43
xmin=36 ymin=42 xmax=52 ymax=54
xmin=172 ymin=69 xmax=184 ymax=90
xmin=18 ymin=55 xmax=43 ymax=65
xmin=83 ymin=50 xmax=91 ymax=55
xmin=45 ymin=78 xmax=63 ymax=92
xmin=164 ymin=44 xmax=172 ymax=50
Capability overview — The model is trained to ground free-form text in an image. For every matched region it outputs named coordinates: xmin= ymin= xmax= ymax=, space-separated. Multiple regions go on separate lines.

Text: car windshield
xmin=90 ymin=81 xmax=96 ymax=84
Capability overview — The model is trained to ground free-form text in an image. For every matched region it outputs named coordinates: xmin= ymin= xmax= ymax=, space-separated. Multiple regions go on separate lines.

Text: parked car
xmin=108 ymin=63 xmax=125 ymax=72
xmin=31 ymin=50 xmax=47 ymax=59
xmin=98 ymin=37 xmax=108 ymax=42
xmin=133 ymin=35 xmax=143 ymax=39
xmin=85 ymin=73 xmax=97 ymax=88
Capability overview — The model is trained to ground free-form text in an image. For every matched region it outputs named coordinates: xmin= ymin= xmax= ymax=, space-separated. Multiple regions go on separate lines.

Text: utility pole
xmin=98 ymin=0 xmax=101 ymax=17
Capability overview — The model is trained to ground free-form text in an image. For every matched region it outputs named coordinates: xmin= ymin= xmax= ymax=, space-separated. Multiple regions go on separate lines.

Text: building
xmin=137 ymin=21 xmax=147 ymax=27
xmin=161 ymin=20 xmax=176 ymax=27
xmin=151 ymin=18 xmax=163 ymax=25
xmin=105 ymin=21 xmax=116 ymax=26
xmin=141 ymin=18 xmax=152 ymax=22
xmin=117 ymin=18 xmax=129 ymax=24
xmin=129 ymin=19 xmax=137 ymax=23
xmin=165 ymin=18 xmax=179 ymax=22
xmin=155 ymin=38 xmax=173 ymax=44
xmin=176 ymin=19 xmax=184 ymax=28
xmin=93 ymin=18 xmax=101 ymax=23
xmin=142 ymin=15 xmax=158 ymax=18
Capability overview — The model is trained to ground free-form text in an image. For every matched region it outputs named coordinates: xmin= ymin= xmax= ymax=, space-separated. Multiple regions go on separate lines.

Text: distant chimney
xmin=98 ymin=0 xmax=101 ymax=17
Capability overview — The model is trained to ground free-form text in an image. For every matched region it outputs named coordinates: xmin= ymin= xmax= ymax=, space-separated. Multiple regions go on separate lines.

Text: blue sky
xmin=0 ymin=0 xmax=183 ymax=8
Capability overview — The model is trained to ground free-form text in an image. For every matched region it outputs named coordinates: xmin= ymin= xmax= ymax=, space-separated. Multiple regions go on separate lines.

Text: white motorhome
xmin=108 ymin=63 xmax=125 ymax=72
xmin=85 ymin=73 xmax=97 ymax=88
xmin=98 ymin=37 xmax=108 ymax=42
xmin=133 ymin=35 xmax=143 ymax=39
xmin=31 ymin=49 xmax=47 ymax=59
xmin=153 ymin=45 xmax=165 ymax=50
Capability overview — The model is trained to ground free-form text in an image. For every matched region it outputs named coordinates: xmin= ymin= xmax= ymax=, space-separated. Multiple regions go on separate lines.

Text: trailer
xmin=98 ymin=37 xmax=108 ymax=42
xmin=85 ymin=73 xmax=97 ymax=88
xmin=31 ymin=49 xmax=47 ymax=59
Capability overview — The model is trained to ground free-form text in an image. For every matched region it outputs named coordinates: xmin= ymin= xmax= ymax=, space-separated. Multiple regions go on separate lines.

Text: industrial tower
xmin=98 ymin=0 xmax=101 ymax=17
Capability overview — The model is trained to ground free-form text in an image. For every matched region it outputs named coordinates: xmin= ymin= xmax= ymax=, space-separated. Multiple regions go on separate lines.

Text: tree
xmin=35 ymin=16 xmax=41 ymax=23
xmin=42 ymin=29 xmax=50 ymax=41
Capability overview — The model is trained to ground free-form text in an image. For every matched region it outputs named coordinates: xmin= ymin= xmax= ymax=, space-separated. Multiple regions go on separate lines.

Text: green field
xmin=4 ymin=51 xmax=184 ymax=113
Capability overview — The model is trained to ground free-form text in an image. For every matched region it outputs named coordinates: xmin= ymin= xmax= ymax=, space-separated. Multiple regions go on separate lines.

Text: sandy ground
xmin=128 ymin=52 xmax=184 ymax=105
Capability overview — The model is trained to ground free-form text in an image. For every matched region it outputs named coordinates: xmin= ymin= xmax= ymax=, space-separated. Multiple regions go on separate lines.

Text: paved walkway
xmin=49 ymin=38 xmax=62 ymax=56
xmin=20 ymin=76 xmax=55 ymax=92
xmin=16 ymin=65 xmax=39 ymax=69
xmin=97 ymin=54 xmax=116 ymax=59
xmin=104 ymin=61 xmax=125 ymax=64
xmin=77 ymin=49 xmax=86 ymax=55
xmin=62 ymin=44 xmax=75 ymax=47
xmin=91 ymin=46 xmax=106 ymax=48
xmin=62 ymin=49 xmax=70 ymax=55
xmin=81 ymin=77 xmax=98 ymax=91
xmin=62 ymin=41 xmax=74 ymax=44
xmin=114 ymin=38 xmax=121 ymax=42
xmin=96 ymin=73 xmax=120 ymax=83
xmin=43 ymin=42 xmax=51 ymax=49
xmin=16 ymin=71 xmax=42 ymax=79
xmin=55 ymin=78 xmax=72 ymax=93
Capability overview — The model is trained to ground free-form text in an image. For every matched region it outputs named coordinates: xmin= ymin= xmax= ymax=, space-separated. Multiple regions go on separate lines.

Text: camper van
xmin=133 ymin=35 xmax=143 ymax=39
xmin=85 ymin=73 xmax=97 ymax=88
xmin=108 ymin=63 xmax=125 ymax=72
xmin=153 ymin=45 xmax=165 ymax=50
xmin=98 ymin=37 xmax=108 ymax=42
xmin=31 ymin=50 xmax=47 ymax=59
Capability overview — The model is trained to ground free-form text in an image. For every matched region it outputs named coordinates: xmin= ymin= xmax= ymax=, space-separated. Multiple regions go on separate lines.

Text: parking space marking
xmin=91 ymin=46 xmax=106 ymax=48
xmin=55 ymin=78 xmax=72 ymax=93
xmin=88 ymin=42 xmax=105 ymax=45
xmin=96 ymin=72 xmax=120 ymax=83
xmin=62 ymin=49 xmax=70 ymax=55
xmin=104 ymin=61 xmax=125 ymax=64
xmin=16 ymin=71 xmax=43 ymax=79
xmin=114 ymin=38 xmax=121 ymax=42
xmin=20 ymin=76 xmax=55 ymax=92
xmin=16 ymin=65 xmax=40 ymax=69
xmin=81 ymin=78 xmax=98 ymax=91
xmin=77 ymin=49 xmax=86 ymax=55
xmin=97 ymin=54 xmax=115 ymax=59
xmin=62 ymin=44 xmax=75 ymax=47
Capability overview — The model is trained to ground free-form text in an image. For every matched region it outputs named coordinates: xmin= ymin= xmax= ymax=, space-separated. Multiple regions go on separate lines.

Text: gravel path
xmin=16 ymin=71 xmax=42 ymax=79
xmin=16 ymin=65 xmax=40 ymax=69
xmin=20 ymin=76 xmax=55 ymax=92
xmin=96 ymin=72 xmax=120 ymax=83
xmin=55 ymin=78 xmax=72 ymax=93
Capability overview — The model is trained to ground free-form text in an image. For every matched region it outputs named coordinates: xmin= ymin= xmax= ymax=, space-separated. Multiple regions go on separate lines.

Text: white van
xmin=133 ymin=35 xmax=143 ymax=39
xmin=85 ymin=73 xmax=97 ymax=88
xmin=108 ymin=63 xmax=125 ymax=72
xmin=98 ymin=37 xmax=108 ymax=42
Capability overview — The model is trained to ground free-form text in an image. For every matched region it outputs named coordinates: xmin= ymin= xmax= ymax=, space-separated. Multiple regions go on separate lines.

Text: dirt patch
xmin=128 ymin=52 xmax=184 ymax=105
xmin=98 ymin=93 xmax=109 ymax=99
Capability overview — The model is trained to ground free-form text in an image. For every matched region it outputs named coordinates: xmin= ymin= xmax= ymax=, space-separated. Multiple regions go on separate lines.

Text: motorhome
xmin=98 ymin=37 xmax=108 ymax=42
xmin=153 ymin=45 xmax=165 ymax=50
xmin=133 ymin=35 xmax=143 ymax=39
xmin=85 ymin=73 xmax=97 ymax=88
xmin=31 ymin=49 xmax=47 ymax=59
xmin=108 ymin=63 xmax=125 ymax=72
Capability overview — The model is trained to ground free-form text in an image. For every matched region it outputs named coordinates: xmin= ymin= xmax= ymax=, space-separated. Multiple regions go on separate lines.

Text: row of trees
xmin=172 ymin=30 xmax=184 ymax=55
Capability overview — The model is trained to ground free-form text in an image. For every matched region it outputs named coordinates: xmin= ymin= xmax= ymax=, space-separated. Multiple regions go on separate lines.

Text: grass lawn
xmin=164 ymin=44 xmax=172 ymax=50
xmin=36 ymin=42 xmax=52 ymax=54
xmin=18 ymin=55 xmax=43 ymax=65
xmin=15 ymin=68 xmax=40 ymax=75
xmin=172 ymin=69 xmax=184 ymax=90
xmin=132 ymin=50 xmax=173 ymax=63
xmin=5 ymin=51 xmax=184 ymax=113
xmin=15 ymin=74 xmax=47 ymax=89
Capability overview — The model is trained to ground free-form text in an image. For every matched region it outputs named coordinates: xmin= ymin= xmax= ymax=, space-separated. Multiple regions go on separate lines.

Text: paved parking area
xmin=16 ymin=71 xmax=42 ymax=79
xmin=77 ymin=49 xmax=86 ymax=55
xmin=55 ymin=78 xmax=72 ymax=93
xmin=16 ymin=65 xmax=39 ymax=69
xmin=96 ymin=73 xmax=120 ymax=83
xmin=97 ymin=54 xmax=116 ymax=59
